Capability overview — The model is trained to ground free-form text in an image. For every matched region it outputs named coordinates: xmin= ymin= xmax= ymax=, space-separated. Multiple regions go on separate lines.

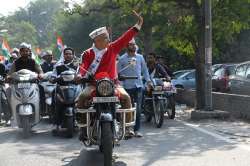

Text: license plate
xmin=152 ymin=91 xmax=164 ymax=95
xmin=18 ymin=83 xmax=30 ymax=89
xmin=93 ymin=97 xmax=119 ymax=103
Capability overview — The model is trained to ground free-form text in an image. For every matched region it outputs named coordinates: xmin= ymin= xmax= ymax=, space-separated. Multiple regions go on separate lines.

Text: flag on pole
xmin=34 ymin=47 xmax=42 ymax=65
xmin=1 ymin=38 xmax=11 ymax=59
xmin=57 ymin=35 xmax=64 ymax=52
xmin=35 ymin=47 xmax=41 ymax=55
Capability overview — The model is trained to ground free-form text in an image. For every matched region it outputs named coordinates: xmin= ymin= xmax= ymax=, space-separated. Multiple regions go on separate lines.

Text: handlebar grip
xmin=118 ymin=75 xmax=138 ymax=80
xmin=123 ymin=76 xmax=138 ymax=79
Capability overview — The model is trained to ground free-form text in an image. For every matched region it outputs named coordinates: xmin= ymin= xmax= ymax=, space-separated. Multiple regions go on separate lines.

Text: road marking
xmin=177 ymin=120 xmax=250 ymax=153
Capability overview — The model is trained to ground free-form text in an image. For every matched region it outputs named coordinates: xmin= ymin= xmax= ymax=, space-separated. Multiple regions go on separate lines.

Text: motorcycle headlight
xmin=154 ymin=86 xmax=163 ymax=91
xmin=97 ymin=79 xmax=114 ymax=96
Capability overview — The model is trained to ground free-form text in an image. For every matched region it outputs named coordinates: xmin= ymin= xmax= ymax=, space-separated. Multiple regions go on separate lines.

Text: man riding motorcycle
xmin=51 ymin=47 xmax=79 ymax=135
xmin=76 ymin=10 xmax=144 ymax=141
xmin=146 ymin=52 xmax=176 ymax=122
xmin=147 ymin=52 xmax=171 ymax=81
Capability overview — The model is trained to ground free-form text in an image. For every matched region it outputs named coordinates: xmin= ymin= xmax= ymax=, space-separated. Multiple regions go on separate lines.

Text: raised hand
xmin=132 ymin=10 xmax=143 ymax=29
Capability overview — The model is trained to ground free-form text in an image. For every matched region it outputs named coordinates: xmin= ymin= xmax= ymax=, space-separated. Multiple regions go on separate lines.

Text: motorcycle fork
xmin=96 ymin=103 xmax=115 ymax=145
xmin=152 ymin=95 xmax=157 ymax=115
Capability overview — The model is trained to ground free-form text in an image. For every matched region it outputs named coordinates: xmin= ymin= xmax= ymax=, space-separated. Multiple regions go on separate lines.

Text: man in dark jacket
xmin=41 ymin=50 xmax=56 ymax=73
xmin=147 ymin=52 xmax=171 ymax=80
xmin=51 ymin=47 xmax=79 ymax=135
xmin=0 ymin=62 xmax=6 ymax=77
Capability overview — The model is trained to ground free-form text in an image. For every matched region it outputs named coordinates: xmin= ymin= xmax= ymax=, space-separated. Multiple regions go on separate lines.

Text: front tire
xmin=154 ymin=100 xmax=164 ymax=128
xmin=21 ymin=116 xmax=31 ymax=138
xmin=167 ymin=96 xmax=176 ymax=119
xmin=101 ymin=122 xmax=113 ymax=166
xmin=66 ymin=116 xmax=74 ymax=138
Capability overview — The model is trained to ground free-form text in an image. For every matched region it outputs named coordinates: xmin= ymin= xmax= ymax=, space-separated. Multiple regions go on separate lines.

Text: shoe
xmin=52 ymin=128 xmax=59 ymax=136
xmin=134 ymin=131 xmax=143 ymax=138
xmin=52 ymin=126 xmax=61 ymax=136
xmin=128 ymin=130 xmax=135 ymax=136
xmin=124 ymin=128 xmax=134 ymax=139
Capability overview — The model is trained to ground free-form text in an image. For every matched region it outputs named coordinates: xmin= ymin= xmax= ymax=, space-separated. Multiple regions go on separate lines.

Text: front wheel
xmin=21 ymin=116 xmax=31 ymax=138
xmin=167 ymin=96 xmax=176 ymax=119
xmin=154 ymin=100 xmax=164 ymax=128
xmin=66 ymin=116 xmax=74 ymax=138
xmin=101 ymin=122 xmax=113 ymax=166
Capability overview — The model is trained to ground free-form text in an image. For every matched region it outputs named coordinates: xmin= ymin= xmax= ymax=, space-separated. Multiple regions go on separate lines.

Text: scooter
xmin=40 ymin=71 xmax=56 ymax=122
xmin=0 ymin=75 xmax=10 ymax=124
xmin=9 ymin=69 xmax=40 ymax=138
xmin=53 ymin=70 xmax=81 ymax=138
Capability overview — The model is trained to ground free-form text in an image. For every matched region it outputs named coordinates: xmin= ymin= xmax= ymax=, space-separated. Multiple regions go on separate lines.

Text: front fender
xmin=64 ymin=107 xmax=74 ymax=116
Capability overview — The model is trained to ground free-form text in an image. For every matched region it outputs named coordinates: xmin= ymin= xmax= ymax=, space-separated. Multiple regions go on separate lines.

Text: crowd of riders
xmin=0 ymin=10 xmax=174 ymax=139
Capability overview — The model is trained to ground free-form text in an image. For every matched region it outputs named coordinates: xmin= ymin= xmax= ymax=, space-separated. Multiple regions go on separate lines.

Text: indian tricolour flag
xmin=1 ymin=38 xmax=11 ymax=59
xmin=57 ymin=35 xmax=64 ymax=52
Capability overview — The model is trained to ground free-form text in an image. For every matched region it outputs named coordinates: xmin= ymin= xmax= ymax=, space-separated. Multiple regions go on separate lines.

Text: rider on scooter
xmin=40 ymin=50 xmax=56 ymax=73
xmin=51 ymin=47 xmax=79 ymax=134
xmin=8 ymin=43 xmax=43 ymax=77
xmin=5 ymin=43 xmax=44 ymax=128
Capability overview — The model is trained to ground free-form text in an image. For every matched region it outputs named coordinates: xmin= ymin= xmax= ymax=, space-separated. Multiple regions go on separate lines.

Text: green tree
xmin=6 ymin=21 xmax=38 ymax=48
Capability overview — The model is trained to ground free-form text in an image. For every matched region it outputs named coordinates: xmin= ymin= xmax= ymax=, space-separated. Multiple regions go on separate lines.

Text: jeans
xmin=125 ymin=88 xmax=143 ymax=132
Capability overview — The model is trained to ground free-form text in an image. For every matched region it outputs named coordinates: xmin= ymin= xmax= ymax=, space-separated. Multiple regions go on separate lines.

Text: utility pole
xmin=204 ymin=0 xmax=213 ymax=111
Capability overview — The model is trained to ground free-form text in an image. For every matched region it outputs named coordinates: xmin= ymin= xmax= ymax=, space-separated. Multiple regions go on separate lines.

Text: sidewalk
xmin=176 ymin=104 xmax=250 ymax=144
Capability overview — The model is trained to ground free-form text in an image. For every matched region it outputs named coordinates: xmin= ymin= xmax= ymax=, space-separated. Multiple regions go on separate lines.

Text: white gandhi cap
xmin=89 ymin=26 xmax=109 ymax=39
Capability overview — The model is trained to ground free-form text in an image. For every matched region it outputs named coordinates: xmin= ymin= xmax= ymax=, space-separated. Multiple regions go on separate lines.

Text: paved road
xmin=1 ymin=114 xmax=250 ymax=166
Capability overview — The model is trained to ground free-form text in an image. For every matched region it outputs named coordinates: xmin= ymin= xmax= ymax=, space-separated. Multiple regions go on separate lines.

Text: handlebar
xmin=118 ymin=75 xmax=138 ymax=81
xmin=9 ymin=79 xmax=39 ymax=84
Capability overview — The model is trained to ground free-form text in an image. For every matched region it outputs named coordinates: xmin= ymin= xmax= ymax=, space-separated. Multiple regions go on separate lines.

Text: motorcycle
xmin=143 ymin=78 xmax=176 ymax=128
xmin=9 ymin=69 xmax=40 ymax=138
xmin=53 ymin=70 xmax=81 ymax=138
xmin=76 ymin=74 xmax=137 ymax=166
xmin=40 ymin=71 xmax=56 ymax=122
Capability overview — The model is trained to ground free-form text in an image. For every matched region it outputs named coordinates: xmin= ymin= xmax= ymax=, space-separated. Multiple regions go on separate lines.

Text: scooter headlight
xmin=97 ymin=79 xmax=114 ymax=96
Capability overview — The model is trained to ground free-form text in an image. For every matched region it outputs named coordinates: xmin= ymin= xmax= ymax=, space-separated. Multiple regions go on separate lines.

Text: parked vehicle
xmin=173 ymin=70 xmax=192 ymax=79
xmin=171 ymin=70 xmax=196 ymax=89
xmin=144 ymin=78 xmax=176 ymax=128
xmin=228 ymin=61 xmax=250 ymax=95
xmin=212 ymin=64 xmax=223 ymax=73
xmin=212 ymin=64 xmax=236 ymax=92
xmin=9 ymin=69 xmax=40 ymax=138
xmin=53 ymin=70 xmax=82 ymax=138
